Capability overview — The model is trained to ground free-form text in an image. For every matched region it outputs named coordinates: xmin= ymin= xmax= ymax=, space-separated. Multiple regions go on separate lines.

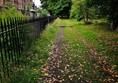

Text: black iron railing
xmin=0 ymin=16 xmax=57 ymax=82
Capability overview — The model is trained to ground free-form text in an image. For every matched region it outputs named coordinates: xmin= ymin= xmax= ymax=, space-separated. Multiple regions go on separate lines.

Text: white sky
xmin=33 ymin=0 xmax=42 ymax=8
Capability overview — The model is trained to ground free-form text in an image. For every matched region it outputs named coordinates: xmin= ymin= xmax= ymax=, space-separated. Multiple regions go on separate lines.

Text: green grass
xmin=62 ymin=25 xmax=103 ymax=82
xmin=58 ymin=19 xmax=118 ymax=82
xmin=8 ymin=19 xmax=59 ymax=83
xmin=77 ymin=22 xmax=118 ymax=69
xmin=62 ymin=19 xmax=118 ymax=70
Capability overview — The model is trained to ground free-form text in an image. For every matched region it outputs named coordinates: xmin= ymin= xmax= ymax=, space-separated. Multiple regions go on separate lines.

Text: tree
xmin=37 ymin=9 xmax=49 ymax=17
xmin=70 ymin=0 xmax=95 ymax=22
xmin=93 ymin=0 xmax=118 ymax=30
xmin=40 ymin=0 xmax=71 ymax=18
xmin=70 ymin=0 xmax=81 ymax=20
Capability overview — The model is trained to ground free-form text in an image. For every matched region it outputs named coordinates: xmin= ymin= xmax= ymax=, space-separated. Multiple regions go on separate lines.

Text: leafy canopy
xmin=40 ymin=0 xmax=71 ymax=18
xmin=92 ymin=0 xmax=118 ymax=30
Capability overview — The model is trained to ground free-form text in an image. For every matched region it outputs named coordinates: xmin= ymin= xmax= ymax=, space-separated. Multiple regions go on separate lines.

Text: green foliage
xmin=70 ymin=0 xmax=118 ymax=30
xmin=37 ymin=9 xmax=49 ymax=17
xmin=70 ymin=0 xmax=96 ymax=22
xmin=40 ymin=0 xmax=118 ymax=30
xmin=0 ymin=3 xmax=23 ymax=19
xmin=70 ymin=0 xmax=80 ymax=19
xmin=41 ymin=0 xmax=71 ymax=18
xmin=92 ymin=0 xmax=118 ymax=30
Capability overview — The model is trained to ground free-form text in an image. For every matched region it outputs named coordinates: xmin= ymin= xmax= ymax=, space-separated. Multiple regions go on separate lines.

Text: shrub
xmin=0 ymin=3 xmax=23 ymax=20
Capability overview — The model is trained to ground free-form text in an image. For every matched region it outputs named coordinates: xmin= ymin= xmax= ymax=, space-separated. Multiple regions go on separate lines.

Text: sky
xmin=33 ymin=0 xmax=42 ymax=8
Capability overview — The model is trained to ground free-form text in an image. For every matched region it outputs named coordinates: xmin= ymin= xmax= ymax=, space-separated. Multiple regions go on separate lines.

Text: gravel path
xmin=42 ymin=27 xmax=66 ymax=83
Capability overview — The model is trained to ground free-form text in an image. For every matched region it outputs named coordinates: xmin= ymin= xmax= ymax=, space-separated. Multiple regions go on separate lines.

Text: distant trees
xmin=40 ymin=0 xmax=71 ymax=18
xmin=70 ymin=0 xmax=95 ymax=23
xmin=70 ymin=0 xmax=118 ymax=30
xmin=37 ymin=9 xmax=49 ymax=17
xmin=92 ymin=0 xmax=118 ymax=30
xmin=40 ymin=0 xmax=118 ymax=30
xmin=70 ymin=0 xmax=82 ymax=20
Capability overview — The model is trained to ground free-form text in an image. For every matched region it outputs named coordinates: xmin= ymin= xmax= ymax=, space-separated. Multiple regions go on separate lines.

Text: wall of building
xmin=0 ymin=0 xmax=32 ymax=10
xmin=0 ymin=0 xmax=4 ymax=6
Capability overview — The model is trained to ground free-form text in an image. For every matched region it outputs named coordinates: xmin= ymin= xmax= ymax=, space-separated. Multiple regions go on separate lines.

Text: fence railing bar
xmin=7 ymin=18 xmax=14 ymax=62
xmin=0 ymin=28 xmax=16 ymax=35
xmin=10 ymin=18 xmax=16 ymax=63
xmin=1 ymin=19 xmax=9 ymax=77
xmin=14 ymin=17 xmax=20 ymax=61
xmin=0 ymin=21 xmax=5 ymax=78
xmin=18 ymin=17 xmax=23 ymax=55
xmin=4 ymin=19 xmax=11 ymax=77
xmin=4 ymin=19 xmax=11 ymax=62
xmin=12 ymin=18 xmax=18 ymax=62
xmin=0 ymin=16 xmax=57 ymax=82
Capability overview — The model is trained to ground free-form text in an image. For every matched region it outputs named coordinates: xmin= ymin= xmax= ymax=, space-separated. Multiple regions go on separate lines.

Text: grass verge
xmin=62 ymin=25 xmax=103 ymax=82
xmin=62 ymin=19 xmax=118 ymax=70
xmin=8 ymin=19 xmax=59 ymax=83
xmin=60 ymin=19 xmax=118 ymax=82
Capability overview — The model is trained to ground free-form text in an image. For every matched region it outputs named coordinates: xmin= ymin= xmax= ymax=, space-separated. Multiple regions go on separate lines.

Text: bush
xmin=37 ymin=9 xmax=49 ymax=17
xmin=0 ymin=3 xmax=23 ymax=20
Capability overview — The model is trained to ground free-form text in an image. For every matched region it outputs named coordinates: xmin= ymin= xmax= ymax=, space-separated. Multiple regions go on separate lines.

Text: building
xmin=14 ymin=0 xmax=32 ymax=11
xmin=0 ymin=0 xmax=32 ymax=11
xmin=0 ymin=0 xmax=4 ymax=7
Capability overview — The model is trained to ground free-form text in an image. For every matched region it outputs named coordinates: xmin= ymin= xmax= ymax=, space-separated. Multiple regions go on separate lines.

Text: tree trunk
xmin=84 ymin=15 xmax=87 ymax=23
xmin=84 ymin=7 xmax=89 ymax=23
xmin=112 ymin=20 xmax=118 ymax=31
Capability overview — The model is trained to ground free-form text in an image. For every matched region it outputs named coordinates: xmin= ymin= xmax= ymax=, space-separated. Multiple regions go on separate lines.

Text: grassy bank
xmin=8 ymin=19 xmax=59 ymax=83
